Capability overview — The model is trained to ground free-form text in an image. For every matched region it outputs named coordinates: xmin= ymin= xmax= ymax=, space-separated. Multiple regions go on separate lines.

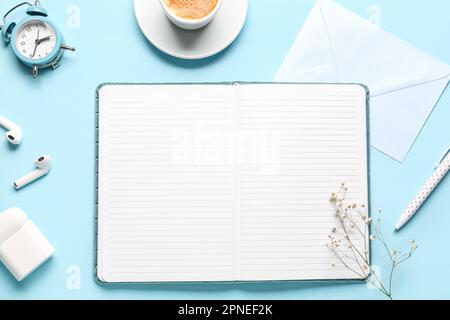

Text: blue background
xmin=0 ymin=0 xmax=449 ymax=300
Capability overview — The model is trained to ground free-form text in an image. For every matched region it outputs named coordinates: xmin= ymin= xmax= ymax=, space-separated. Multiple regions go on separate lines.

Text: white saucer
xmin=134 ymin=0 xmax=248 ymax=60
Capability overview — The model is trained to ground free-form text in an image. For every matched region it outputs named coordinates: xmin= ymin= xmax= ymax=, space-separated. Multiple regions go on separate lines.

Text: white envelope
xmin=274 ymin=0 xmax=450 ymax=162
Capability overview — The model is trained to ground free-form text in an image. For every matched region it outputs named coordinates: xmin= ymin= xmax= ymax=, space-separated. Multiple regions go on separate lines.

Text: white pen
xmin=395 ymin=146 xmax=450 ymax=231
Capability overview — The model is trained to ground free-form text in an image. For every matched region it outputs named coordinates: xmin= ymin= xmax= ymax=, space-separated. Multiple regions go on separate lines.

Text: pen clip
xmin=435 ymin=146 xmax=450 ymax=169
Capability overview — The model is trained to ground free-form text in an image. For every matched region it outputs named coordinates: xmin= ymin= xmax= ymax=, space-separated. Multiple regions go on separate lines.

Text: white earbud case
xmin=0 ymin=208 xmax=55 ymax=281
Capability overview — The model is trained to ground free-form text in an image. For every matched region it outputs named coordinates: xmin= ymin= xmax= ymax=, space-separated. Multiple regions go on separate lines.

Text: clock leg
xmin=33 ymin=65 xmax=38 ymax=79
xmin=51 ymin=59 xmax=61 ymax=70
xmin=61 ymin=44 xmax=76 ymax=52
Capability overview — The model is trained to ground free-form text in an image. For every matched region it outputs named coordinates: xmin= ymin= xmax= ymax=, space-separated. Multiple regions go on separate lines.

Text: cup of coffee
xmin=160 ymin=0 xmax=223 ymax=30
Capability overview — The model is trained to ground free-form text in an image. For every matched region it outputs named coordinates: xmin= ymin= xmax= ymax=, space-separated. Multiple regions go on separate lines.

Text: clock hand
xmin=36 ymin=35 xmax=53 ymax=45
xmin=32 ymin=42 xmax=38 ymax=58
xmin=32 ymin=29 xmax=40 ymax=58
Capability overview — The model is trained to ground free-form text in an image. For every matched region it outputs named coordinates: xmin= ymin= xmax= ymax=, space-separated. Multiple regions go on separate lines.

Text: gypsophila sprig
xmin=326 ymin=183 xmax=417 ymax=300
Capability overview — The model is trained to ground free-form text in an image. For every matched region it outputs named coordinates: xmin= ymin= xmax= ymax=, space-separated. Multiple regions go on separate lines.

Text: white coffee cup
xmin=159 ymin=0 xmax=223 ymax=30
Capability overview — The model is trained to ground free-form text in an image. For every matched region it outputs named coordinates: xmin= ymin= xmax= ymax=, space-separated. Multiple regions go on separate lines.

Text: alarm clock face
xmin=15 ymin=20 xmax=57 ymax=60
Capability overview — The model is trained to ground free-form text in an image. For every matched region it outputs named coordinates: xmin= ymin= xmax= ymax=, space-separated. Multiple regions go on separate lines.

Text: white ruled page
xmin=235 ymin=84 xmax=368 ymax=281
xmin=97 ymin=84 xmax=236 ymax=283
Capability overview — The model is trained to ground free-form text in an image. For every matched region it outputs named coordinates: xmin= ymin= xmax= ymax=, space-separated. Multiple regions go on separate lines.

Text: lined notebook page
xmin=98 ymin=85 xmax=236 ymax=282
xmin=97 ymin=83 xmax=369 ymax=283
xmin=235 ymin=84 xmax=368 ymax=281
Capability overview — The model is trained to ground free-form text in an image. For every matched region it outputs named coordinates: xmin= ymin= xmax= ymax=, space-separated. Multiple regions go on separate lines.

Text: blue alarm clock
xmin=0 ymin=1 xmax=75 ymax=79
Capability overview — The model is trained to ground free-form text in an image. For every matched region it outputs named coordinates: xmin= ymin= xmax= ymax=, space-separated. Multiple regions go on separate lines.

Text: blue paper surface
xmin=0 ymin=0 xmax=449 ymax=299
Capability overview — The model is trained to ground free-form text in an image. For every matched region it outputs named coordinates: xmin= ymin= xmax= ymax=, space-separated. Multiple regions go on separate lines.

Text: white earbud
xmin=0 ymin=115 xmax=23 ymax=145
xmin=14 ymin=155 xmax=52 ymax=190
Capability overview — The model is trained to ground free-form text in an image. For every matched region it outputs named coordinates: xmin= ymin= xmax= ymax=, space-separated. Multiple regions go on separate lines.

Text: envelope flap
xmin=319 ymin=0 xmax=450 ymax=95
xmin=275 ymin=2 xmax=340 ymax=82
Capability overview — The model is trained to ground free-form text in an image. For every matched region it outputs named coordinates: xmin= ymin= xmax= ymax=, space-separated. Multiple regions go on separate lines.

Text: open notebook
xmin=96 ymin=83 xmax=370 ymax=283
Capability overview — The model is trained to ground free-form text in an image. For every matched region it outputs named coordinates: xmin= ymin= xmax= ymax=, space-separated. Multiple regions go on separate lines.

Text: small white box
xmin=0 ymin=208 xmax=55 ymax=281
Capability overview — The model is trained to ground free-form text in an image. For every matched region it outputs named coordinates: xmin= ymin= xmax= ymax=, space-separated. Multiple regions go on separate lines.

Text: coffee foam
xmin=165 ymin=0 xmax=218 ymax=20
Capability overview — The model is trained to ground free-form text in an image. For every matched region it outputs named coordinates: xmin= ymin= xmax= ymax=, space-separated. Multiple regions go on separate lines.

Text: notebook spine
xmin=93 ymin=85 xmax=100 ymax=281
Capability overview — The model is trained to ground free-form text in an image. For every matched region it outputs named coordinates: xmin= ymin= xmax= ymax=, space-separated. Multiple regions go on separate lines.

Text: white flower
xmin=330 ymin=193 xmax=338 ymax=203
xmin=410 ymin=240 xmax=418 ymax=251
xmin=365 ymin=217 xmax=372 ymax=225
xmin=370 ymin=234 xmax=376 ymax=241
xmin=391 ymin=250 xmax=397 ymax=257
